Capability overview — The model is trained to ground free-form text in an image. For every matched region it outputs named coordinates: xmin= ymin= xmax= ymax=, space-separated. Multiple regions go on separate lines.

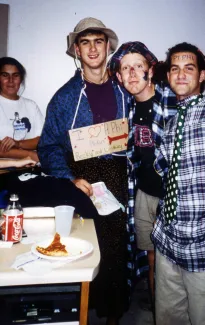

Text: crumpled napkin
xmin=90 ymin=182 xmax=125 ymax=215
xmin=11 ymin=251 xmax=41 ymax=270
xmin=11 ymin=251 xmax=72 ymax=276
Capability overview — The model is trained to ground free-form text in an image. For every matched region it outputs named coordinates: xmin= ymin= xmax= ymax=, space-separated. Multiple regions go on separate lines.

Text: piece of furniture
xmin=0 ymin=216 xmax=100 ymax=325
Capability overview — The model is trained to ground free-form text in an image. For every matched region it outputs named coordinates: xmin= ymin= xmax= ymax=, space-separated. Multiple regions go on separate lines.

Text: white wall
xmin=1 ymin=0 xmax=205 ymax=115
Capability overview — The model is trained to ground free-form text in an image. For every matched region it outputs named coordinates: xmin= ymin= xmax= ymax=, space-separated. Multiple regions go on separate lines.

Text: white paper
xmin=90 ymin=182 xmax=124 ymax=215
xmin=0 ymin=240 xmax=13 ymax=248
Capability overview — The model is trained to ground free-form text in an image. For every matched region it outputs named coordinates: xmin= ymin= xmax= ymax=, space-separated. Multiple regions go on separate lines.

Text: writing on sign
xmin=69 ymin=118 xmax=128 ymax=161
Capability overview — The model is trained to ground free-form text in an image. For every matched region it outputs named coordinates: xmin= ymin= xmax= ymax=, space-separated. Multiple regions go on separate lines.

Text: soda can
xmin=1 ymin=211 xmax=23 ymax=242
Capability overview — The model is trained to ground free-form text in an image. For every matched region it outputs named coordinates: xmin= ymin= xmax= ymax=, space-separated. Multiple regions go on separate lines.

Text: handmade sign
xmin=69 ymin=118 xmax=128 ymax=161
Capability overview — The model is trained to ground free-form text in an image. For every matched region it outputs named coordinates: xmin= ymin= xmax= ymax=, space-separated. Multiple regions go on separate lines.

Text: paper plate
xmin=31 ymin=237 xmax=93 ymax=261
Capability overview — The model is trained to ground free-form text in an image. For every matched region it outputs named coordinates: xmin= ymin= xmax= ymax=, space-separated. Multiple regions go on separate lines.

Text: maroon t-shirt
xmin=85 ymin=78 xmax=118 ymax=124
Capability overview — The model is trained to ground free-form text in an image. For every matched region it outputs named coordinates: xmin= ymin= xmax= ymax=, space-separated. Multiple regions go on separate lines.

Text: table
xmin=0 ymin=216 xmax=100 ymax=325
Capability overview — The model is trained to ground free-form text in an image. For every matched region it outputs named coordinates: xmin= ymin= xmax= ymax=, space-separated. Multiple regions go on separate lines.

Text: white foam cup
xmin=54 ymin=205 xmax=75 ymax=237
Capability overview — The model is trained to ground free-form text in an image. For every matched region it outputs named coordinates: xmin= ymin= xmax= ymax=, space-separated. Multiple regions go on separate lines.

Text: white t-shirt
xmin=0 ymin=95 xmax=44 ymax=141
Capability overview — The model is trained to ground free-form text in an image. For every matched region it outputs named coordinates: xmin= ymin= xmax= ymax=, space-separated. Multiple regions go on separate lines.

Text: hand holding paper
xmin=90 ymin=182 xmax=125 ymax=215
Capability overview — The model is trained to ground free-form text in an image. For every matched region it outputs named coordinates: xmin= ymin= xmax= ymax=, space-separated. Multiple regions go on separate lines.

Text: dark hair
xmin=166 ymin=42 xmax=205 ymax=72
xmin=21 ymin=117 xmax=31 ymax=132
xmin=75 ymin=29 xmax=108 ymax=45
xmin=0 ymin=57 xmax=26 ymax=84
xmin=152 ymin=61 xmax=168 ymax=84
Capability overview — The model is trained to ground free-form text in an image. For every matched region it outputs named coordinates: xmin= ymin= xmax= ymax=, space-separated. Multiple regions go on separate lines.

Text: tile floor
xmin=89 ymin=278 xmax=155 ymax=325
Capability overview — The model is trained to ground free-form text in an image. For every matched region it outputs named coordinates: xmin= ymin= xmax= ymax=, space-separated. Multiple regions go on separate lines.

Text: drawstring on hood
xmin=117 ymin=84 xmax=125 ymax=121
xmin=112 ymin=83 xmax=127 ymax=157
xmin=71 ymin=42 xmax=113 ymax=129
xmin=70 ymin=70 xmax=127 ymax=157
xmin=71 ymin=74 xmax=126 ymax=130
xmin=75 ymin=41 xmax=110 ymax=85
xmin=71 ymin=73 xmax=87 ymax=130
xmin=100 ymin=41 xmax=110 ymax=83
xmin=74 ymin=48 xmax=83 ymax=72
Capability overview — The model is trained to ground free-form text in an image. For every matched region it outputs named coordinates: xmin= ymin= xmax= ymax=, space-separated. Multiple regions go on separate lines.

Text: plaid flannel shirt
xmin=152 ymin=94 xmax=205 ymax=272
xmin=127 ymin=83 xmax=177 ymax=287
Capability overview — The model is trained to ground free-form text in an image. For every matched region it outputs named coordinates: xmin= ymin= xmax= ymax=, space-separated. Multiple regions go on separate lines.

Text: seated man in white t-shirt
xmin=0 ymin=57 xmax=44 ymax=162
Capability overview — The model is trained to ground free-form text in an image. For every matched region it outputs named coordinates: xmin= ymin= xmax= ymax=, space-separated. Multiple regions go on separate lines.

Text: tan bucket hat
xmin=66 ymin=17 xmax=119 ymax=58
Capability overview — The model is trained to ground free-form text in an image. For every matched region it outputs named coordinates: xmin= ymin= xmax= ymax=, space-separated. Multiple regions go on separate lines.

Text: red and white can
xmin=1 ymin=211 xmax=23 ymax=242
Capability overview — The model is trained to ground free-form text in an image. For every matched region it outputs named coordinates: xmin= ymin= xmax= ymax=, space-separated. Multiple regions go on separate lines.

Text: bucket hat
xmin=67 ymin=17 xmax=118 ymax=58
xmin=108 ymin=41 xmax=158 ymax=76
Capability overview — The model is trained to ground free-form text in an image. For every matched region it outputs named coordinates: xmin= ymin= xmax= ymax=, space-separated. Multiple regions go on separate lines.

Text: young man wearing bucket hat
xmin=38 ymin=17 xmax=130 ymax=325
xmin=109 ymin=42 xmax=177 ymax=308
